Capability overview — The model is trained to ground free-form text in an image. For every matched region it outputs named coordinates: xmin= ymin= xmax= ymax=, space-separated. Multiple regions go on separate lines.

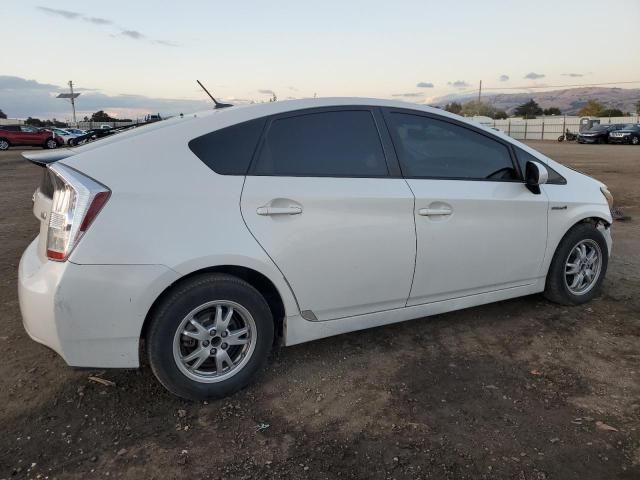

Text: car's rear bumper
xmin=18 ymin=238 xmax=179 ymax=368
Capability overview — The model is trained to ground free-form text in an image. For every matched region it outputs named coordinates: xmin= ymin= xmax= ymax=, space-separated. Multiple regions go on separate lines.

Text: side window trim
xmin=247 ymin=106 xmax=393 ymax=178
xmin=513 ymin=146 xmax=567 ymax=185
xmin=380 ymin=107 xmax=523 ymax=183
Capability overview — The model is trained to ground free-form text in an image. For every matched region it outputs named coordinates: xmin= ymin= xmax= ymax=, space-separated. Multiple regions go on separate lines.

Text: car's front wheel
xmin=146 ymin=273 xmax=274 ymax=400
xmin=0 ymin=138 xmax=9 ymax=150
xmin=632 ymin=135 xmax=639 ymax=146
xmin=544 ymin=223 xmax=609 ymax=305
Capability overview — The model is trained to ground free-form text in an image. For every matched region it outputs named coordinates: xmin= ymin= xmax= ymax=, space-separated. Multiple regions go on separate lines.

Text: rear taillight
xmin=46 ymin=163 xmax=110 ymax=262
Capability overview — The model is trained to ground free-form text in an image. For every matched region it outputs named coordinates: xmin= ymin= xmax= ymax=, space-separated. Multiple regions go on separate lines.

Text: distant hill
xmin=430 ymin=87 xmax=640 ymax=115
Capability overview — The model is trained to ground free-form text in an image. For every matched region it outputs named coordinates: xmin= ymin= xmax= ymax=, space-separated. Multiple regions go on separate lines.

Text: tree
xmin=25 ymin=117 xmax=68 ymax=127
xmin=25 ymin=117 xmax=45 ymax=127
xmin=444 ymin=102 xmax=462 ymax=114
xmin=578 ymin=100 xmax=605 ymax=117
xmin=492 ymin=109 xmax=508 ymax=120
xmin=90 ymin=110 xmax=118 ymax=122
xmin=458 ymin=100 xmax=507 ymax=119
xmin=543 ymin=107 xmax=562 ymax=116
xmin=599 ymin=108 xmax=624 ymax=117
xmin=0 ymin=108 xmax=6 ymax=119
xmin=514 ymin=99 xmax=543 ymax=119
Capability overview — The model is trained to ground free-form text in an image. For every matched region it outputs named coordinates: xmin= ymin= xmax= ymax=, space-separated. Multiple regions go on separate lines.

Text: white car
xmin=49 ymin=128 xmax=80 ymax=146
xmin=18 ymin=98 xmax=613 ymax=400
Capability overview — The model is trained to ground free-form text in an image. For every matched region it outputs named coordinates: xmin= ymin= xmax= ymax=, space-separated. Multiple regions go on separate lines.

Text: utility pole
xmin=478 ymin=80 xmax=482 ymax=103
xmin=56 ymin=81 xmax=80 ymax=126
xmin=69 ymin=81 xmax=77 ymax=126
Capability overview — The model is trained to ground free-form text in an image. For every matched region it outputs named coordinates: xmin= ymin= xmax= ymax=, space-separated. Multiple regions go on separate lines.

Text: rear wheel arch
xmin=140 ymin=265 xmax=287 ymax=356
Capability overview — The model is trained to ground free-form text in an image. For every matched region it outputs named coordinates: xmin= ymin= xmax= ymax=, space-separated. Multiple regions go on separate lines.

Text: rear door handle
xmin=418 ymin=207 xmax=452 ymax=216
xmin=256 ymin=205 xmax=303 ymax=216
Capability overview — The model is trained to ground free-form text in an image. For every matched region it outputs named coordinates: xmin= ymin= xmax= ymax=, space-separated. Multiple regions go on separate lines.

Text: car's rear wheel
xmin=146 ymin=273 xmax=274 ymax=400
xmin=544 ymin=223 xmax=608 ymax=305
xmin=0 ymin=139 xmax=9 ymax=150
xmin=44 ymin=138 xmax=58 ymax=149
xmin=632 ymin=135 xmax=639 ymax=146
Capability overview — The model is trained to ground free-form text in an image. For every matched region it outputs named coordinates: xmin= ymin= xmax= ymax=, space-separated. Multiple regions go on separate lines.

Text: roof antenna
xmin=196 ymin=80 xmax=233 ymax=109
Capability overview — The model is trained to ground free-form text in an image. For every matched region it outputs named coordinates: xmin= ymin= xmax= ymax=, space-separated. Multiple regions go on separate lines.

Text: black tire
xmin=0 ymin=138 xmax=9 ymax=151
xmin=544 ymin=223 xmax=609 ymax=305
xmin=632 ymin=135 xmax=639 ymax=146
xmin=44 ymin=138 xmax=58 ymax=149
xmin=68 ymin=138 xmax=75 ymax=147
xmin=146 ymin=273 xmax=274 ymax=400
xmin=557 ymin=135 xmax=564 ymax=142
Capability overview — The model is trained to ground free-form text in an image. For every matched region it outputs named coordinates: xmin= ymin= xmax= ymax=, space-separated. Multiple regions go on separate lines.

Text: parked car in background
xmin=18 ymin=98 xmax=613 ymax=400
xmin=49 ymin=128 xmax=80 ymax=146
xmin=577 ymin=124 xmax=625 ymax=144
xmin=64 ymin=128 xmax=87 ymax=136
xmin=608 ymin=124 xmax=640 ymax=145
xmin=0 ymin=125 xmax=63 ymax=150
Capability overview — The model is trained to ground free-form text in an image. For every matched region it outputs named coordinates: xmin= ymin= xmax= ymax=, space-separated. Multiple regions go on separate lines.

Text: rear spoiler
xmin=22 ymin=149 xmax=76 ymax=167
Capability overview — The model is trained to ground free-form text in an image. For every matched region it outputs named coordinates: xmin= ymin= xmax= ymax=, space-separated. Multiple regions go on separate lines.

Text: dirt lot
xmin=1 ymin=142 xmax=639 ymax=480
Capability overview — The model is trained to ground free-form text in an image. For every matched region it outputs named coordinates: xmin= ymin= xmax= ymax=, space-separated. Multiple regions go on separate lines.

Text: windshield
xmin=623 ymin=124 xmax=638 ymax=129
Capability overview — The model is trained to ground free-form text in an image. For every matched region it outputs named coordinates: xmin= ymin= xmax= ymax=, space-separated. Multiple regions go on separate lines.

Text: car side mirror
xmin=525 ymin=160 xmax=548 ymax=194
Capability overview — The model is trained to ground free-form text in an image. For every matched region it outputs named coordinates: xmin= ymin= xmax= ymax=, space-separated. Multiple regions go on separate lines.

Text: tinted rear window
xmin=188 ymin=118 xmax=266 ymax=175
xmin=252 ymin=110 xmax=388 ymax=177
xmin=514 ymin=146 xmax=566 ymax=185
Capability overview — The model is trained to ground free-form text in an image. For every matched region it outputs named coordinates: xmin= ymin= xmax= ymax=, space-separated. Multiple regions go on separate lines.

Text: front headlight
xmin=600 ymin=186 xmax=614 ymax=209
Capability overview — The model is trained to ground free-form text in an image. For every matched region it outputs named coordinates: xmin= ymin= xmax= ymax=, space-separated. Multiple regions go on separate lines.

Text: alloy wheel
xmin=564 ymin=239 xmax=602 ymax=295
xmin=172 ymin=301 xmax=257 ymax=383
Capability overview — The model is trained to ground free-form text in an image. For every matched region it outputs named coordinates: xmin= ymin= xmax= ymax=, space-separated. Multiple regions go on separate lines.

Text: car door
xmin=383 ymin=109 xmax=549 ymax=306
xmin=240 ymin=107 xmax=416 ymax=321
xmin=20 ymin=125 xmax=43 ymax=145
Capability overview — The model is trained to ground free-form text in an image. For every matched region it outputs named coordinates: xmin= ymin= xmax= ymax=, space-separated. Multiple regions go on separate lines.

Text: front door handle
xmin=418 ymin=207 xmax=452 ymax=216
xmin=256 ymin=205 xmax=303 ymax=216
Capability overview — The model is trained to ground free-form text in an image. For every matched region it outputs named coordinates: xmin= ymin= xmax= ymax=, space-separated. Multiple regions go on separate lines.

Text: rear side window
xmin=188 ymin=118 xmax=266 ymax=175
xmin=514 ymin=146 xmax=566 ymax=185
xmin=387 ymin=113 xmax=517 ymax=180
xmin=252 ymin=110 xmax=388 ymax=177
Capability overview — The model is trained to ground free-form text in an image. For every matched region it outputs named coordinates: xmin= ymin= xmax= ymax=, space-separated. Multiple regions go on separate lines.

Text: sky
xmin=2 ymin=0 xmax=640 ymax=120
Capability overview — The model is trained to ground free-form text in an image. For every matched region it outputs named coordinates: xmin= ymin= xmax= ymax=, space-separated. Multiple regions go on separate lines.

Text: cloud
xmin=122 ymin=29 xmax=144 ymax=40
xmin=37 ymin=6 xmax=81 ymax=19
xmin=258 ymin=89 xmax=276 ymax=96
xmin=448 ymin=80 xmax=470 ymax=88
xmin=524 ymin=72 xmax=545 ymax=80
xmin=153 ymin=40 xmax=180 ymax=47
xmin=499 ymin=74 xmax=509 ymax=82
xmin=0 ymin=75 xmax=213 ymax=119
xmin=36 ymin=5 xmax=175 ymax=47
xmin=391 ymin=92 xmax=424 ymax=98
xmin=0 ymin=75 xmax=62 ymax=92
xmin=416 ymin=82 xmax=434 ymax=88
xmin=87 ymin=16 xmax=112 ymax=25
xmin=562 ymin=73 xmax=584 ymax=77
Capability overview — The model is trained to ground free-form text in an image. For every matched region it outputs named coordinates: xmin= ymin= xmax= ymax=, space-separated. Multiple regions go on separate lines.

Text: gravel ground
xmin=0 ymin=142 xmax=639 ymax=479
